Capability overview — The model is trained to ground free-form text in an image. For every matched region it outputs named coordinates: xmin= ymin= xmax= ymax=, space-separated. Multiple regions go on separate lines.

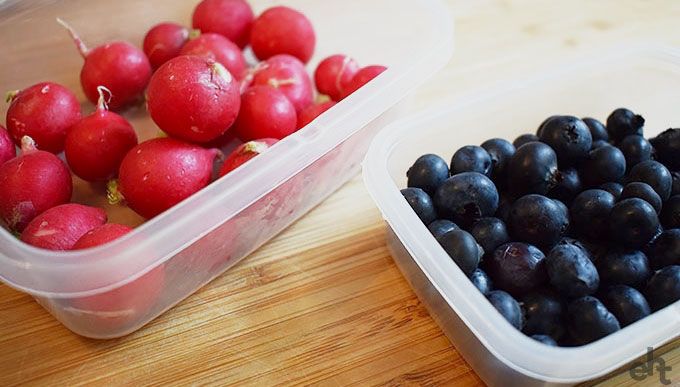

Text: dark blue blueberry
xmin=620 ymin=182 xmax=662 ymax=214
xmin=469 ymin=217 xmax=510 ymax=255
xmin=487 ymin=290 xmax=523 ymax=330
xmin=450 ymin=145 xmax=492 ymax=176
xmin=645 ymin=229 xmax=680 ymax=269
xmin=580 ymin=145 xmax=626 ymax=187
xmin=546 ymin=240 xmax=599 ymax=298
xmin=513 ymin=133 xmax=540 ymax=149
xmin=609 ymin=198 xmax=659 ymax=249
xmin=401 ymin=188 xmax=437 ymax=224
xmin=508 ymin=142 xmax=561 ymax=196
xmin=488 ymin=242 xmax=547 ymax=295
xmin=434 ymin=172 xmax=499 ymax=227
xmin=538 ymin=115 xmax=592 ymax=166
xmin=549 ymin=168 xmax=582 ymax=205
xmin=470 ymin=268 xmax=493 ymax=295
xmin=645 ymin=265 xmax=680 ymax=311
xmin=436 ymin=229 xmax=483 ymax=276
xmin=628 ymin=160 xmax=672 ymax=201
xmin=606 ymin=108 xmax=644 ymax=143
xmin=597 ymin=250 xmax=651 ymax=287
xmin=671 ymin=171 xmax=680 ymax=197
xmin=407 ymin=154 xmax=449 ymax=195
xmin=570 ymin=189 xmax=615 ymax=240
xmin=618 ymin=135 xmax=652 ymax=170
xmin=522 ymin=289 xmax=565 ymax=339
xmin=649 ymin=128 xmax=680 ymax=171
xmin=583 ymin=117 xmax=609 ymax=142
xmin=598 ymin=182 xmax=623 ymax=200
xmin=567 ymin=296 xmax=620 ymax=344
xmin=531 ymin=335 xmax=558 ymax=346
xmin=661 ymin=195 xmax=680 ymax=229
xmin=600 ymin=285 xmax=650 ymax=327
xmin=481 ymin=138 xmax=515 ymax=186
xmin=509 ymin=194 xmax=569 ymax=249
xmin=427 ymin=219 xmax=459 ymax=240
xmin=591 ymin=140 xmax=610 ymax=149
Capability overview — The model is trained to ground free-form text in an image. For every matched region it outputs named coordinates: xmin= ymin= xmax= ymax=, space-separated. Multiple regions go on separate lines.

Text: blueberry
xmin=487 ymin=290 xmax=523 ymax=330
xmin=598 ymin=182 xmax=624 ymax=200
xmin=660 ymin=195 xmax=680 ymax=229
xmin=628 ymin=160 xmax=672 ymax=201
xmin=488 ymin=242 xmax=547 ymax=295
xmin=597 ymin=250 xmax=651 ymax=287
xmin=450 ymin=145 xmax=493 ymax=176
xmin=437 ymin=229 xmax=483 ymax=276
xmin=522 ymin=290 xmax=565 ymax=339
xmin=548 ymin=168 xmax=582 ymax=205
xmin=583 ymin=117 xmax=609 ymax=142
xmin=609 ymin=198 xmax=659 ymax=249
xmin=649 ymin=128 xmax=680 ymax=171
xmin=606 ymin=108 xmax=644 ymax=143
xmin=591 ymin=140 xmax=610 ymax=150
xmin=580 ymin=145 xmax=626 ymax=187
xmin=509 ymin=195 xmax=569 ymax=249
xmin=620 ymin=182 xmax=662 ymax=214
xmin=407 ymin=154 xmax=449 ymax=195
xmin=495 ymin=195 xmax=513 ymax=223
xmin=618 ymin=135 xmax=652 ymax=170
xmin=645 ymin=265 xmax=680 ymax=311
xmin=570 ymin=189 xmax=615 ymax=240
xmin=531 ymin=335 xmax=558 ymax=346
xmin=546 ymin=241 xmax=599 ymax=298
xmin=470 ymin=268 xmax=493 ymax=295
xmin=427 ymin=219 xmax=459 ymax=239
xmin=434 ymin=172 xmax=499 ymax=227
xmin=508 ymin=142 xmax=560 ymax=196
xmin=645 ymin=229 xmax=680 ymax=269
xmin=600 ymin=285 xmax=650 ymax=327
xmin=538 ymin=115 xmax=592 ymax=166
xmin=671 ymin=171 xmax=680 ymax=197
xmin=481 ymin=138 xmax=515 ymax=185
xmin=536 ymin=115 xmax=562 ymax=137
xmin=567 ymin=296 xmax=620 ymax=344
xmin=401 ymin=188 xmax=437 ymax=224
xmin=513 ymin=133 xmax=540 ymax=149
xmin=469 ymin=217 xmax=509 ymax=255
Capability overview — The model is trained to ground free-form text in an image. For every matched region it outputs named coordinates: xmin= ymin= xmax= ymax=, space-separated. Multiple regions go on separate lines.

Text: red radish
xmin=218 ymin=138 xmax=278 ymax=177
xmin=146 ymin=55 xmax=240 ymax=143
xmin=111 ymin=138 xmax=219 ymax=219
xmin=57 ymin=18 xmax=152 ymax=111
xmin=314 ymin=55 xmax=360 ymax=101
xmin=0 ymin=125 xmax=15 ymax=165
xmin=233 ymin=86 xmax=297 ymax=142
xmin=65 ymin=87 xmax=138 ymax=182
xmin=342 ymin=65 xmax=388 ymax=99
xmin=73 ymin=223 xmax=133 ymax=249
xmin=180 ymin=33 xmax=247 ymax=80
xmin=0 ymin=137 xmax=72 ymax=232
xmin=21 ymin=204 xmax=106 ymax=251
xmin=250 ymin=54 xmax=313 ymax=114
xmin=297 ymin=101 xmax=336 ymax=129
xmin=5 ymin=82 xmax=81 ymax=153
xmin=143 ymin=22 xmax=190 ymax=69
xmin=250 ymin=6 xmax=315 ymax=64
xmin=192 ymin=0 xmax=254 ymax=49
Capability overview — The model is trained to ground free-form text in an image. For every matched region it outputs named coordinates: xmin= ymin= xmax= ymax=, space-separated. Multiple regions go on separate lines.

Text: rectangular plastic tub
xmin=363 ymin=46 xmax=680 ymax=386
xmin=0 ymin=0 xmax=453 ymax=338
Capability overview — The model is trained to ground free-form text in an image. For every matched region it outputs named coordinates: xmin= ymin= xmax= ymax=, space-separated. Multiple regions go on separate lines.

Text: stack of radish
xmin=1 ymin=0 xmax=387 ymax=252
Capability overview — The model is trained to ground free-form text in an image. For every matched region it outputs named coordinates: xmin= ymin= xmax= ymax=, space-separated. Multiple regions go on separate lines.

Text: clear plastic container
xmin=363 ymin=45 xmax=680 ymax=386
xmin=0 ymin=0 xmax=454 ymax=338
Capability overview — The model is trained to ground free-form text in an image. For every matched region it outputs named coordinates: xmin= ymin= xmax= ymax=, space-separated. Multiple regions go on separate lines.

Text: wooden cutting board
xmin=1 ymin=1 xmax=679 ymax=385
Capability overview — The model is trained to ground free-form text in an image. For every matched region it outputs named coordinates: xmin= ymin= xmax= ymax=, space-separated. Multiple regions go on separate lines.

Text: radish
xmin=5 ymin=82 xmax=81 ymax=153
xmin=233 ymin=86 xmax=297 ymax=142
xmin=73 ymin=223 xmax=133 ymax=249
xmin=297 ymin=101 xmax=336 ymax=129
xmin=57 ymin=18 xmax=152 ymax=111
xmin=0 ymin=125 xmax=15 ymax=165
xmin=192 ymin=0 xmax=254 ymax=49
xmin=342 ymin=65 xmax=387 ymax=99
xmin=180 ymin=32 xmax=247 ymax=80
xmin=143 ymin=22 xmax=190 ymax=69
xmin=21 ymin=204 xmax=106 ymax=251
xmin=111 ymin=137 xmax=219 ymax=219
xmin=0 ymin=137 xmax=72 ymax=232
xmin=250 ymin=6 xmax=316 ymax=64
xmin=249 ymin=54 xmax=313 ymax=114
xmin=65 ymin=87 xmax=138 ymax=182
xmin=314 ymin=55 xmax=360 ymax=101
xmin=146 ymin=55 xmax=240 ymax=143
xmin=218 ymin=138 xmax=278 ymax=177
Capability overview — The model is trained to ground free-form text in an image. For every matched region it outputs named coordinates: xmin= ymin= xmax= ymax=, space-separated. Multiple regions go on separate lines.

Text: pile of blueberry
xmin=402 ymin=108 xmax=680 ymax=347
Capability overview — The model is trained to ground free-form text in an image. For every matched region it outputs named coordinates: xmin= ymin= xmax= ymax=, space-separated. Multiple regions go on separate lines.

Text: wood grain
xmin=1 ymin=1 xmax=680 ymax=386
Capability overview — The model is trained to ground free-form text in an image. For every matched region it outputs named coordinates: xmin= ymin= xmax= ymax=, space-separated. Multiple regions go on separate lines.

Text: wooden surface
xmin=1 ymin=1 xmax=680 ymax=386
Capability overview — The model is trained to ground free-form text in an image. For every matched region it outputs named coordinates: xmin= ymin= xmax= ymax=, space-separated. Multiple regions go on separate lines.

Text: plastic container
xmin=0 ymin=0 xmax=453 ymax=338
xmin=363 ymin=45 xmax=680 ymax=386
